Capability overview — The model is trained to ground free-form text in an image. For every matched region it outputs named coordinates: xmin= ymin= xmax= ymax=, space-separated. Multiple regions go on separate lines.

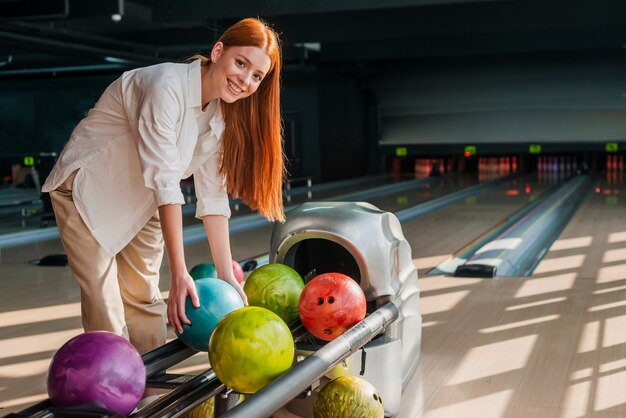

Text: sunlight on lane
xmin=447 ymin=335 xmax=538 ymax=385
xmin=0 ymin=359 xmax=50 ymax=379
xmin=602 ymin=248 xmax=626 ymax=263
xmin=571 ymin=368 xmax=593 ymax=380
xmin=479 ymin=314 xmax=560 ymax=333
xmin=608 ymin=231 xmax=626 ymax=243
xmin=425 ymin=389 xmax=513 ymax=418
xmin=593 ymin=284 xmax=626 ymax=295
xmin=0 ymin=295 xmax=169 ymax=331
xmin=0 ymin=302 xmax=80 ymax=328
xmin=595 ymin=368 xmax=626 ymax=411
xmin=515 ymin=273 xmax=576 ymax=298
xmin=475 ymin=238 xmax=521 ymax=254
xmin=596 ymin=263 xmax=626 ymax=283
xmin=414 ymin=255 xmax=452 ymax=270
xmin=578 ymin=321 xmax=599 ymax=354
xmin=602 ymin=315 xmax=626 ymax=348
xmin=563 ymin=380 xmax=591 ymax=418
xmin=506 ymin=296 xmax=567 ymax=311
xmin=599 ymin=358 xmax=626 ymax=374
xmin=420 ymin=290 xmax=470 ymax=315
xmin=588 ymin=300 xmax=626 ymax=312
xmin=533 ymin=255 xmax=585 ymax=274
xmin=0 ymin=328 xmax=82 ymax=360
xmin=549 ymin=236 xmax=593 ymax=251
xmin=418 ymin=275 xmax=482 ymax=292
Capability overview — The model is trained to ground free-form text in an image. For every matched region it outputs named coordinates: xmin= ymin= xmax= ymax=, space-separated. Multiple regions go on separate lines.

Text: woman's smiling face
xmin=211 ymin=42 xmax=271 ymax=103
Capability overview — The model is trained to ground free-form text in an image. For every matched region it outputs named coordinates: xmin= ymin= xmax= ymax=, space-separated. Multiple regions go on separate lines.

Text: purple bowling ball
xmin=47 ymin=331 xmax=146 ymax=415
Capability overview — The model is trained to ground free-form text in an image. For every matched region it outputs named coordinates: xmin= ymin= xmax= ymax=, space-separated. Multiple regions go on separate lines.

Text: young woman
xmin=42 ymin=17 xmax=285 ymax=356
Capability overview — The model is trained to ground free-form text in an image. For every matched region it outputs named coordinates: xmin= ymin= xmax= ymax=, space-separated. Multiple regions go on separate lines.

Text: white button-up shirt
xmin=42 ymin=59 xmax=230 ymax=256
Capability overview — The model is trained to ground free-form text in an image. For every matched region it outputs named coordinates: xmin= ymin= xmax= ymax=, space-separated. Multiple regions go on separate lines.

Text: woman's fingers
xmin=224 ymin=277 xmax=248 ymax=305
xmin=188 ymin=284 xmax=200 ymax=308
xmin=239 ymin=289 xmax=248 ymax=306
xmin=169 ymin=301 xmax=183 ymax=334
xmin=169 ymin=275 xmax=198 ymax=334
xmin=178 ymin=294 xmax=191 ymax=326
xmin=233 ymin=282 xmax=248 ymax=305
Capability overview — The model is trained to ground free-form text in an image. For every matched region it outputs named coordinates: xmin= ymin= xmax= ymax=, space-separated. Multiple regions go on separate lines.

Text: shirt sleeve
xmin=134 ymin=72 xmax=185 ymax=206
xmin=193 ymin=150 xmax=231 ymax=219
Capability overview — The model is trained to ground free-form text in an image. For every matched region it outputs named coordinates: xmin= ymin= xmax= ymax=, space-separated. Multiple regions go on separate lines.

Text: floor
xmin=1 ymin=171 xmax=624 ymax=417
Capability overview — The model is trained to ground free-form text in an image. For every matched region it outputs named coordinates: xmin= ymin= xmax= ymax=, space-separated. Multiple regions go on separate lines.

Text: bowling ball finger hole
xmin=323 ymin=328 xmax=332 ymax=334
xmin=317 ymin=297 xmax=324 ymax=305
xmin=327 ymin=296 xmax=335 ymax=304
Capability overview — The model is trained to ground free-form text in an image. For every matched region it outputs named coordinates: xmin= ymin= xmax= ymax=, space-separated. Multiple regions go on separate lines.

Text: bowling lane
xmin=179 ymin=174 xmax=408 ymax=226
xmin=345 ymin=174 xmax=479 ymax=214
xmin=401 ymin=174 xmax=626 ymax=418
xmin=179 ymin=173 xmax=507 ymax=279
xmin=533 ymin=173 xmax=626 ymax=279
xmin=178 ymin=172 xmax=553 ymax=315
xmin=0 ymin=188 xmax=43 ymax=235
xmin=179 ymin=174 xmax=486 ymax=264
xmin=0 ymin=174 xmax=399 ymax=237
xmin=399 ymin=173 xmax=557 ymax=272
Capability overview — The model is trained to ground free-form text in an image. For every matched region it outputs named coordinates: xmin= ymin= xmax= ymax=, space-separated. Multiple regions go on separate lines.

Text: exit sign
xmin=464 ymin=145 xmax=476 ymax=156
xmin=23 ymin=156 xmax=35 ymax=167
xmin=529 ymin=144 xmax=542 ymax=154
xmin=606 ymin=142 xmax=618 ymax=153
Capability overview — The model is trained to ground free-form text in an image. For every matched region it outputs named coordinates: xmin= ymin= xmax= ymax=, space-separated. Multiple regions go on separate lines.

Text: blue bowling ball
xmin=175 ymin=278 xmax=244 ymax=351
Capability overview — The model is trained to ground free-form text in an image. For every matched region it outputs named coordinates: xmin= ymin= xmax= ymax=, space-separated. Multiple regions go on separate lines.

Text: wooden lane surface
xmin=401 ymin=175 xmax=626 ymax=417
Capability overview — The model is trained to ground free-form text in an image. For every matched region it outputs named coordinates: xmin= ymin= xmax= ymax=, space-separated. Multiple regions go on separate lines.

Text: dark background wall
xmin=2 ymin=0 xmax=626 ymax=181
xmin=281 ymin=70 xmax=320 ymax=181
xmin=378 ymin=51 xmax=626 ymax=146
xmin=0 ymin=63 xmax=377 ymax=182
xmin=0 ymin=77 xmax=112 ymax=153
xmin=318 ymin=67 xmax=370 ymax=182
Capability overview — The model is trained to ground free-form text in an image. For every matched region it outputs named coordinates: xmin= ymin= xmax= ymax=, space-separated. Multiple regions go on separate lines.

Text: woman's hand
xmin=222 ymin=276 xmax=248 ymax=306
xmin=158 ymin=204 xmax=198 ymax=334
xmin=202 ymin=214 xmax=248 ymax=305
xmin=167 ymin=271 xmax=199 ymax=334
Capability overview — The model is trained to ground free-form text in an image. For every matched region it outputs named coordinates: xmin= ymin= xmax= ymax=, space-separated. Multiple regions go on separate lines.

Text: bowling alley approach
xmin=1 ymin=2 xmax=626 ymax=418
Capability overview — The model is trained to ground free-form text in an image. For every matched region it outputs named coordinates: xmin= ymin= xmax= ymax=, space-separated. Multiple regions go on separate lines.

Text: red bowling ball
xmin=298 ymin=272 xmax=367 ymax=341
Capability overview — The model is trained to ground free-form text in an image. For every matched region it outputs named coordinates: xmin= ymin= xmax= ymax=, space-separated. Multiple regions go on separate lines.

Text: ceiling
xmin=1 ymin=0 xmax=626 ymax=79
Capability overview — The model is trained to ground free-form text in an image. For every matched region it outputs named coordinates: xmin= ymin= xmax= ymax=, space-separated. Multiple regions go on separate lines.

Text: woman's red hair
xmin=216 ymin=18 xmax=285 ymax=222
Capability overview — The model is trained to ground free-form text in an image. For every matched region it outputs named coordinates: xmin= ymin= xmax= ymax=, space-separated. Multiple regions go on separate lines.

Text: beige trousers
xmin=50 ymin=171 xmax=167 ymax=355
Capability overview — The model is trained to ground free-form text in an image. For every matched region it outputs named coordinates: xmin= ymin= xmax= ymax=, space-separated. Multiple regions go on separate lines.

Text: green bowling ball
xmin=243 ymin=263 xmax=305 ymax=326
xmin=313 ymin=376 xmax=384 ymax=418
xmin=189 ymin=263 xmax=218 ymax=280
xmin=208 ymin=306 xmax=294 ymax=394
xmin=185 ymin=396 xmax=214 ymax=418
xmin=184 ymin=395 xmax=245 ymax=418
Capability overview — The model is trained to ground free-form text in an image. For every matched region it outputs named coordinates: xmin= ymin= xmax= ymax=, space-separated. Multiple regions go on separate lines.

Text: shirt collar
xmin=206 ymin=99 xmax=224 ymax=140
xmin=189 ymin=59 xmax=225 ymax=141
xmin=188 ymin=59 xmax=202 ymax=109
